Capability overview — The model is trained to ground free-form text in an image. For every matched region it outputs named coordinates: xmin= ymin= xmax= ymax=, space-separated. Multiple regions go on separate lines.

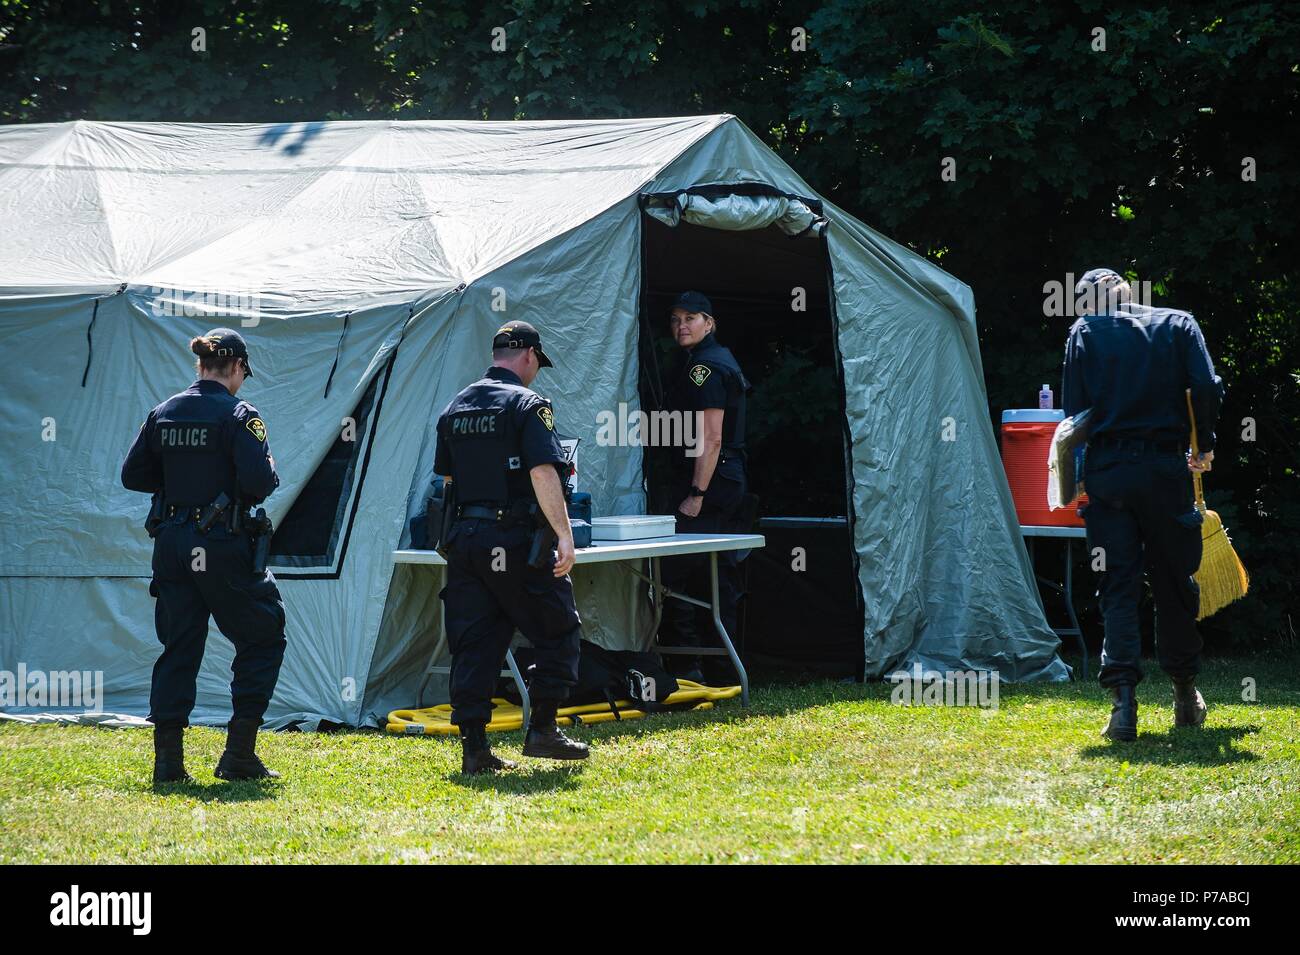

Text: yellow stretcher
xmin=386 ymin=680 xmax=742 ymax=735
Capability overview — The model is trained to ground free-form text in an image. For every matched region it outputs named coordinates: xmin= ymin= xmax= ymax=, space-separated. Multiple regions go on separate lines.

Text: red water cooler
xmin=1000 ymin=409 xmax=1086 ymax=528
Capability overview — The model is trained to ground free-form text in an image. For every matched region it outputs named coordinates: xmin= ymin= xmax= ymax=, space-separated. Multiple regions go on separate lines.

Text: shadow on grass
xmin=364 ymin=651 xmax=1300 ymax=753
xmin=448 ymin=761 xmax=585 ymax=793
xmin=1079 ymin=724 xmax=1261 ymax=766
xmin=150 ymin=777 xmax=282 ymax=803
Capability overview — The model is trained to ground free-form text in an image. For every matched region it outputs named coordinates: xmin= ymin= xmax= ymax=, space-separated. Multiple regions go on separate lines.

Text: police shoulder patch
xmin=536 ymin=404 xmax=555 ymax=431
xmin=246 ymin=417 xmax=267 ymax=443
xmin=689 ymin=364 xmax=712 ymax=387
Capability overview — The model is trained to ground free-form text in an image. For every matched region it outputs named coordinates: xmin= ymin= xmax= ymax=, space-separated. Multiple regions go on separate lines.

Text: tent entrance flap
xmin=637 ymin=206 xmax=863 ymax=668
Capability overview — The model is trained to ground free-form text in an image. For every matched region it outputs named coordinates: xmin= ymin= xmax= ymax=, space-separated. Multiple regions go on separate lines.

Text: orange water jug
xmin=1000 ymin=409 xmax=1086 ymax=528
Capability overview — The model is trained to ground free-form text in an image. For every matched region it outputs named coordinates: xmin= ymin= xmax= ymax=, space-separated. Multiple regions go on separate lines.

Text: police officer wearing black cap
xmin=122 ymin=328 xmax=286 ymax=784
xmin=660 ymin=291 xmax=751 ymax=683
xmin=1063 ymin=269 xmax=1224 ymax=742
xmin=434 ymin=320 xmax=588 ymax=774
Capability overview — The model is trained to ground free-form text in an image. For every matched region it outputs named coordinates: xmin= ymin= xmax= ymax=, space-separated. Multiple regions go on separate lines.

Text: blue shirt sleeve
xmin=679 ymin=362 xmax=728 ymax=411
xmin=121 ymin=410 xmax=163 ymax=493
xmin=1061 ymin=322 xmax=1088 ymax=419
xmin=232 ymin=402 xmax=280 ymax=502
xmin=1181 ymin=317 xmax=1224 ymax=452
xmin=433 ymin=419 xmax=451 ymax=477
xmin=519 ymin=396 xmax=566 ymax=470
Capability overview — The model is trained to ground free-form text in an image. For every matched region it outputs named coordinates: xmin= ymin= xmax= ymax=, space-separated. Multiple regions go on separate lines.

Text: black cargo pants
xmin=440 ymin=518 xmax=581 ymax=727
xmin=149 ymin=516 xmax=287 ymax=728
xmin=1082 ymin=442 xmax=1204 ymax=688
xmin=659 ymin=472 xmax=747 ymax=663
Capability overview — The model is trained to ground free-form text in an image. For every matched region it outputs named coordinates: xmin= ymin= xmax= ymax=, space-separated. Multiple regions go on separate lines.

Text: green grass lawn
xmin=3 ymin=652 xmax=1298 ymax=864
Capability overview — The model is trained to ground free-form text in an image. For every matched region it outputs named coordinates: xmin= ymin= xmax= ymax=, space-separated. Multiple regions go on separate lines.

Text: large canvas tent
xmin=0 ymin=116 xmax=1067 ymax=729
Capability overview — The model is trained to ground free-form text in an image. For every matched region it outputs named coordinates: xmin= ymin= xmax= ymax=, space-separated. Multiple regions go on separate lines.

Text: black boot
xmin=1171 ymin=676 xmax=1207 ymax=728
xmin=214 ymin=718 xmax=280 ymax=780
xmin=459 ymin=722 xmax=516 ymax=775
xmin=676 ymin=658 xmax=705 ymax=685
xmin=152 ymin=724 xmax=193 ymax=785
xmin=522 ymin=700 xmax=589 ymax=760
xmin=1101 ymin=685 xmax=1138 ymax=742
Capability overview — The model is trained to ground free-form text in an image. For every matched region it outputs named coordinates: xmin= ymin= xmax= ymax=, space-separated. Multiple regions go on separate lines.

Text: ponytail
xmin=190 ymin=335 xmax=238 ymax=376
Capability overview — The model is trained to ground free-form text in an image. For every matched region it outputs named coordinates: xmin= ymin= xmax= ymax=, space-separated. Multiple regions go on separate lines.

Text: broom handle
xmin=1185 ymin=388 xmax=1207 ymax=510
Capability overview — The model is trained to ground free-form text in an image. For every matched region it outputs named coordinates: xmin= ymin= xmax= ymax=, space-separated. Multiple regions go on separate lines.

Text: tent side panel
xmin=825 ymin=219 xmax=1068 ymax=682
xmin=0 ymin=576 xmax=157 ymax=718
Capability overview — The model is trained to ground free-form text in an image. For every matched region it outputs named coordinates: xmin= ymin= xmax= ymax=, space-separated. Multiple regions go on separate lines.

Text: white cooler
xmin=590 ymin=515 xmax=676 ymax=541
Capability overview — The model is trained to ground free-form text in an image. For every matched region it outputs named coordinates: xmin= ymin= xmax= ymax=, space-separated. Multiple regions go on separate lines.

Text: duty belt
xmin=458 ymin=502 xmax=536 ymax=525
xmin=163 ymin=503 xmax=248 ymax=530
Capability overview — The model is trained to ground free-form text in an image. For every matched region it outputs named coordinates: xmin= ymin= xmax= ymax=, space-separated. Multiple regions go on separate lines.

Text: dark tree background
xmin=3 ymin=0 xmax=1296 ymax=646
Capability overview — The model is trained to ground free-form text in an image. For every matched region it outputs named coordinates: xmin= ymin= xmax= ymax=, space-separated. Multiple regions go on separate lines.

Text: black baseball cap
xmin=671 ymin=290 xmax=713 ymax=316
xmin=1074 ymin=268 xmax=1124 ymax=293
xmin=492 ymin=320 xmax=553 ymax=368
xmin=204 ymin=327 xmax=253 ymax=377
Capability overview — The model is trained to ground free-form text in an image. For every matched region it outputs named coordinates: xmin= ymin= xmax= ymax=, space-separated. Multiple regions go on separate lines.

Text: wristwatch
xmin=688 ymin=485 xmax=706 ymax=498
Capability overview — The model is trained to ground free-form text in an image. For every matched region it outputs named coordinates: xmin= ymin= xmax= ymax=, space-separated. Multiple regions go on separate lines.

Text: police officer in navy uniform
xmin=435 ymin=320 xmax=588 ymax=774
xmin=659 ymin=291 xmax=751 ymax=683
xmin=1063 ymin=269 xmax=1224 ymax=742
xmin=122 ymin=328 xmax=287 ymax=783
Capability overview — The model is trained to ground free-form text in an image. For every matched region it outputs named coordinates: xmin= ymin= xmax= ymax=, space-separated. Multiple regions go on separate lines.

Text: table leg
xmin=1026 ymin=533 xmax=1089 ymax=682
xmin=1063 ymin=540 xmax=1088 ymax=679
xmin=649 ymin=556 xmax=663 ymax=649
xmin=505 ymin=648 xmax=530 ymax=730
xmin=710 ymin=552 xmax=750 ymax=707
xmin=416 ymin=565 xmax=445 ymax=708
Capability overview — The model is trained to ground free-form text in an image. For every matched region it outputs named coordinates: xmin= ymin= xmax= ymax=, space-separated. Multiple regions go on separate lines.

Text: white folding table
xmin=1021 ymin=524 xmax=1089 ymax=678
xmin=392 ymin=532 xmax=764 ymax=726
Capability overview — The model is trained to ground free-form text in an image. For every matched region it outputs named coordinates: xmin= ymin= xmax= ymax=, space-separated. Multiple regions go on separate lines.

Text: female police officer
xmin=121 ymin=328 xmax=286 ymax=784
xmin=659 ymin=291 xmax=751 ymax=684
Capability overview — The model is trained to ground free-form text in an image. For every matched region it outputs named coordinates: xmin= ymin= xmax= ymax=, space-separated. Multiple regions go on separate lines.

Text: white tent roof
xmin=0 ymin=117 xmax=725 ymax=308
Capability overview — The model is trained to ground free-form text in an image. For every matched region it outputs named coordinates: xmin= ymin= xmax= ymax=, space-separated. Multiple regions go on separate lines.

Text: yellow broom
xmin=1186 ymin=389 xmax=1249 ymax=619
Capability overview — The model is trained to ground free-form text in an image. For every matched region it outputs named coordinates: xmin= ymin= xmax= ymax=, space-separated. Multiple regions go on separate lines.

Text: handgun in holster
xmin=145 ymin=492 xmax=166 ymax=538
xmin=436 ymin=480 xmax=457 ymax=560
xmin=248 ymin=507 xmax=274 ymax=574
xmin=526 ymin=462 xmax=573 ymax=569
xmin=527 ymin=506 xmax=557 ymax=569
xmin=197 ymin=492 xmax=231 ymax=533
xmin=526 ymin=522 xmax=555 ymax=569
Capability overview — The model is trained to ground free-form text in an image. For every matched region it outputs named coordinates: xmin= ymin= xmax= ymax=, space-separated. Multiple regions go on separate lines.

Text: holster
xmin=196 ymin=492 xmax=231 ymax=533
xmin=436 ymin=481 xmax=457 ymax=560
xmin=247 ymin=507 xmax=274 ymax=574
xmin=526 ymin=474 xmax=571 ymax=568
xmin=145 ymin=492 xmax=166 ymax=538
xmin=527 ymin=512 xmax=557 ymax=569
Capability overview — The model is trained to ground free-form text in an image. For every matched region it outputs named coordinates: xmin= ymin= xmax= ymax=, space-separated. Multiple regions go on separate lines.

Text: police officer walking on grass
xmin=435 ymin=320 xmax=588 ymax=775
xmin=1062 ymin=269 xmax=1224 ymax=742
xmin=122 ymin=328 xmax=286 ymax=784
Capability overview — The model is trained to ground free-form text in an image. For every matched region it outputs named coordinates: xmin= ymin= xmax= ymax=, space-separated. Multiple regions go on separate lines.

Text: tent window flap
xmin=268 ymin=365 xmax=384 ymax=570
